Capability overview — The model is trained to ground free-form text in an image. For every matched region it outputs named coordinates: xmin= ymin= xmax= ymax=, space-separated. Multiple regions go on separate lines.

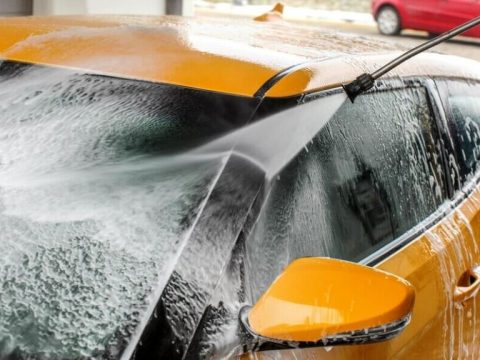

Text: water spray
xmin=343 ymin=16 xmax=480 ymax=102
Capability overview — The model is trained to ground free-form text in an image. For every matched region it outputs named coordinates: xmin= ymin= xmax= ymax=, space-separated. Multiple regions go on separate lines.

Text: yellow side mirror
xmin=241 ymin=257 xmax=414 ymax=348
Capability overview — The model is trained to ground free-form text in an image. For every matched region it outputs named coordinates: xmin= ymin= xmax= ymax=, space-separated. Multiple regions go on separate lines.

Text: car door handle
xmin=454 ymin=267 xmax=480 ymax=303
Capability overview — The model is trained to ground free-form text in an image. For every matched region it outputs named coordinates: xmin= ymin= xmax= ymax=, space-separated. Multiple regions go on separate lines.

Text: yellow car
xmin=0 ymin=12 xmax=479 ymax=360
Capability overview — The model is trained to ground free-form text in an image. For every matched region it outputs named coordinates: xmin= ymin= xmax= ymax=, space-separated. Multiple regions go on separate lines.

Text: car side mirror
xmin=240 ymin=257 xmax=414 ymax=351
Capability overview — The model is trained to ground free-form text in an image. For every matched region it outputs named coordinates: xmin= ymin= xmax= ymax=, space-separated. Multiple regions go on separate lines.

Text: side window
xmin=439 ymin=80 xmax=480 ymax=185
xmin=246 ymin=86 xmax=448 ymax=298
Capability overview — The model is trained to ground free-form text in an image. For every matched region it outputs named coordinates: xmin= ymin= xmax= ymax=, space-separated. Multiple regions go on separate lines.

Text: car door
xmin=434 ymin=0 xmax=480 ymax=36
xmin=239 ymin=79 xmax=480 ymax=359
xmin=403 ymin=0 xmax=443 ymax=32
xmin=434 ymin=78 xmax=480 ymax=356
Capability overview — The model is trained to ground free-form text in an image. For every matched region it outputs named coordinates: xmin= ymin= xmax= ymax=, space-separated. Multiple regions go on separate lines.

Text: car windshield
xmin=0 ymin=61 xmax=258 ymax=359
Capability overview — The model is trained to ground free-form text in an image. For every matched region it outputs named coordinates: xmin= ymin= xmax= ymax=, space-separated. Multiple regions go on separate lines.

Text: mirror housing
xmin=241 ymin=257 xmax=414 ymax=349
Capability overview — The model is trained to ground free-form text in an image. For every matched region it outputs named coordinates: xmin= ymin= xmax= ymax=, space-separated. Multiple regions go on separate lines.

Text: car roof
xmin=1 ymin=15 xmax=479 ymax=98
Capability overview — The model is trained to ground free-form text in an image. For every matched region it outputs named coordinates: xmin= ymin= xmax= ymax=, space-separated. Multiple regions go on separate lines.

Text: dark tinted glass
xmin=246 ymin=86 xmax=447 ymax=299
xmin=440 ymin=80 xmax=480 ymax=185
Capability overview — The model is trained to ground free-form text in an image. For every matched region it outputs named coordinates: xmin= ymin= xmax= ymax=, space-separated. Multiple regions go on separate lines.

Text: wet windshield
xmin=245 ymin=85 xmax=448 ymax=302
xmin=0 ymin=61 xmax=258 ymax=359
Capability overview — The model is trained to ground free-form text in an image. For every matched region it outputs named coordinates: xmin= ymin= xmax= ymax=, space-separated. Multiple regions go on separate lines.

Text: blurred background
xmin=0 ymin=0 xmax=366 ymax=16
xmin=0 ymin=0 xmax=194 ymax=16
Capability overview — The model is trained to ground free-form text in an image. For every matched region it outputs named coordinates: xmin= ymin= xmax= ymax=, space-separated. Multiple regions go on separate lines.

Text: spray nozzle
xmin=342 ymin=73 xmax=374 ymax=103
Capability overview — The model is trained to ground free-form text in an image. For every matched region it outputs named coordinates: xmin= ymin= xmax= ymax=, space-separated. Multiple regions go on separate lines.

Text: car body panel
xmin=0 ymin=15 xmax=399 ymax=98
xmin=440 ymin=0 xmax=480 ymax=32
xmin=0 ymin=16 xmax=294 ymax=97
xmin=403 ymin=0 xmax=441 ymax=31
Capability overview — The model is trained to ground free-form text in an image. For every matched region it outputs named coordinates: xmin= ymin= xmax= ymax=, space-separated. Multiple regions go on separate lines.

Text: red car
xmin=372 ymin=0 xmax=480 ymax=37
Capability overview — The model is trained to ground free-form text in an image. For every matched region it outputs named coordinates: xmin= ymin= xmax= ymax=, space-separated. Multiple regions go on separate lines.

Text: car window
xmin=246 ymin=86 xmax=448 ymax=299
xmin=0 ymin=60 xmax=260 ymax=360
xmin=438 ymin=80 xmax=480 ymax=185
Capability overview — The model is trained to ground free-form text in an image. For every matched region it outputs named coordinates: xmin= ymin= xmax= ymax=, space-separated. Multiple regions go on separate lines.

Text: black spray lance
xmin=343 ymin=16 xmax=480 ymax=103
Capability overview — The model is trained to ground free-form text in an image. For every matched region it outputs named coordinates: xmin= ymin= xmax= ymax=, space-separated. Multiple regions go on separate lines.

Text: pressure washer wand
xmin=343 ymin=16 xmax=480 ymax=102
